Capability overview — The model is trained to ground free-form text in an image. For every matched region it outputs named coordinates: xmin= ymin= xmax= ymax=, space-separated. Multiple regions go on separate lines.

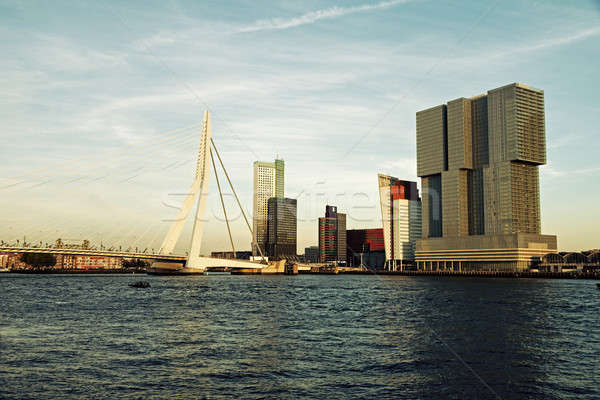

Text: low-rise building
xmin=304 ymin=246 xmax=319 ymax=263
xmin=346 ymin=228 xmax=385 ymax=269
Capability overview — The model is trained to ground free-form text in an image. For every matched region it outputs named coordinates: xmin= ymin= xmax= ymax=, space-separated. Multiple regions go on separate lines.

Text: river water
xmin=1 ymin=274 xmax=599 ymax=399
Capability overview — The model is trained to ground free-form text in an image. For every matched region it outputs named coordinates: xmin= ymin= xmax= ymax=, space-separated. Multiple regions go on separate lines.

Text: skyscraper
xmin=266 ymin=197 xmax=297 ymax=259
xmin=252 ymin=159 xmax=284 ymax=256
xmin=415 ymin=83 xmax=557 ymax=272
xmin=378 ymin=174 xmax=422 ymax=270
xmin=318 ymin=205 xmax=346 ymax=263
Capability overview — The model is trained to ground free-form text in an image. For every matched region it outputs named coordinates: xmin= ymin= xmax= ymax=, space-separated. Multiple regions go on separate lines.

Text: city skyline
xmin=1 ymin=1 xmax=599 ymax=253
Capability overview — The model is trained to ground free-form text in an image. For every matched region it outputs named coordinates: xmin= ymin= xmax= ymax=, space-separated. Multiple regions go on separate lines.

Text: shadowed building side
xmin=318 ymin=205 xmax=346 ymax=264
xmin=252 ymin=159 xmax=284 ymax=256
xmin=266 ymin=197 xmax=297 ymax=260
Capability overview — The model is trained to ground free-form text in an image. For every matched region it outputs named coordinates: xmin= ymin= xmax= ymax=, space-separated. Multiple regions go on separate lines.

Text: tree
xmin=122 ymin=258 xmax=150 ymax=270
xmin=20 ymin=253 xmax=57 ymax=270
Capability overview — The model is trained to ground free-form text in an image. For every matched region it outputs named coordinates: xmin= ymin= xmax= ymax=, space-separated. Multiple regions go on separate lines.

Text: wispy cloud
xmin=237 ymin=0 xmax=411 ymax=33
xmin=542 ymin=163 xmax=600 ymax=178
xmin=490 ymin=26 xmax=600 ymax=59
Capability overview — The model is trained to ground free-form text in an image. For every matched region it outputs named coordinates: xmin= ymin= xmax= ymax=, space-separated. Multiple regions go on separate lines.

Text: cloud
xmin=541 ymin=163 xmax=600 ymax=178
xmin=237 ymin=0 xmax=411 ymax=33
xmin=489 ymin=26 xmax=600 ymax=60
xmin=31 ymin=34 xmax=128 ymax=72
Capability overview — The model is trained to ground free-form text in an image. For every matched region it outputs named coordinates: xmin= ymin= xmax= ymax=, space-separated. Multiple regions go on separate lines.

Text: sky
xmin=1 ymin=0 xmax=599 ymax=253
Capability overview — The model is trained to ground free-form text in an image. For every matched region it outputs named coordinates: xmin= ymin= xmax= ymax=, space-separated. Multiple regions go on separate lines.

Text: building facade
xmin=415 ymin=83 xmax=557 ymax=271
xmin=346 ymin=228 xmax=385 ymax=269
xmin=378 ymin=175 xmax=422 ymax=270
xmin=318 ymin=205 xmax=346 ymax=263
xmin=266 ymin=197 xmax=297 ymax=259
xmin=252 ymin=159 xmax=284 ymax=256
xmin=1 ymin=252 xmax=123 ymax=270
xmin=304 ymin=246 xmax=319 ymax=263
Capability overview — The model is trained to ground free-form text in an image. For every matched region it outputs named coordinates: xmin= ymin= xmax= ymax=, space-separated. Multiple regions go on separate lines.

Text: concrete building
xmin=266 ymin=197 xmax=297 ymax=260
xmin=378 ymin=175 xmax=422 ymax=270
xmin=1 ymin=252 xmax=123 ymax=270
xmin=318 ymin=205 xmax=346 ymax=264
xmin=304 ymin=246 xmax=319 ymax=263
xmin=252 ymin=159 xmax=284 ymax=256
xmin=346 ymin=228 xmax=385 ymax=269
xmin=415 ymin=83 xmax=557 ymax=271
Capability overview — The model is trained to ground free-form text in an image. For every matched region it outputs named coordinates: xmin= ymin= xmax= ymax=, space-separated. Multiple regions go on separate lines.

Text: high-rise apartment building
xmin=266 ymin=197 xmax=297 ymax=259
xmin=318 ymin=205 xmax=346 ymax=263
xmin=378 ymin=175 xmax=422 ymax=270
xmin=415 ymin=83 xmax=557 ymax=271
xmin=252 ymin=159 xmax=284 ymax=256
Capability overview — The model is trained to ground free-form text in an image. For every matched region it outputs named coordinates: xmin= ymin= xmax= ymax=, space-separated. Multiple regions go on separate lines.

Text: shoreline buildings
xmin=378 ymin=175 xmax=422 ymax=270
xmin=318 ymin=205 xmax=346 ymax=264
xmin=252 ymin=159 xmax=285 ymax=256
xmin=415 ymin=83 xmax=557 ymax=272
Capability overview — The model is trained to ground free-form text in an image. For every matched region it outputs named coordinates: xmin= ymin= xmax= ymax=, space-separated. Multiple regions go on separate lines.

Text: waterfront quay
xmin=354 ymin=269 xmax=600 ymax=280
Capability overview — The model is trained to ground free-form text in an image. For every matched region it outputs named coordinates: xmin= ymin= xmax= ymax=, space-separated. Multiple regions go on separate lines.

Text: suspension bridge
xmin=0 ymin=111 xmax=276 ymax=274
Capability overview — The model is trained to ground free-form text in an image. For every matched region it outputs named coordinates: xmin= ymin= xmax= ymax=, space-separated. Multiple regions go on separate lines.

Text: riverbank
xmin=4 ymin=269 xmax=599 ymax=279
xmin=345 ymin=269 xmax=600 ymax=279
xmin=7 ymin=269 xmax=145 ymax=274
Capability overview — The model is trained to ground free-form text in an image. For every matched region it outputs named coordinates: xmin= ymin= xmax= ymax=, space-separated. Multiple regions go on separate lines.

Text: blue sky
xmin=1 ymin=0 xmax=599 ymax=253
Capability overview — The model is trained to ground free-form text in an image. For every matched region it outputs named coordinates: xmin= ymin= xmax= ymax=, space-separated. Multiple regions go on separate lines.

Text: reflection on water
xmin=1 ymin=274 xmax=598 ymax=399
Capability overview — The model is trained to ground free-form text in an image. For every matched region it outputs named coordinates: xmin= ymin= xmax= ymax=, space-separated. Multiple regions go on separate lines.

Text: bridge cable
xmin=209 ymin=148 xmax=236 ymax=258
xmin=1 ymin=126 xmax=200 ymax=191
xmin=210 ymin=138 xmax=266 ymax=263
xmin=1 ymin=122 xmax=202 ymax=183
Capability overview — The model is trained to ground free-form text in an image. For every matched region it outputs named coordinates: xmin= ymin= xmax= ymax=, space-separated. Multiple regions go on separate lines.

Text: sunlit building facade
xmin=415 ymin=83 xmax=557 ymax=271
xmin=378 ymin=174 xmax=422 ymax=270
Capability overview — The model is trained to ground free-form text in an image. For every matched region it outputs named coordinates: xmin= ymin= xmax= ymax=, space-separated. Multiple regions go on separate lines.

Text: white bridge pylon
xmin=156 ymin=110 xmax=263 ymax=271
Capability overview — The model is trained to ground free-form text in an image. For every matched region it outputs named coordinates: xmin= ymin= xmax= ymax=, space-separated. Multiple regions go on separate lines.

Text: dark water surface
xmin=1 ymin=274 xmax=599 ymax=399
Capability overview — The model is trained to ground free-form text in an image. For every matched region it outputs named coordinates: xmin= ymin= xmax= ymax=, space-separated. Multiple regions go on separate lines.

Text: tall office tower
xmin=266 ymin=197 xmax=297 ymax=259
xmin=415 ymin=83 xmax=557 ymax=272
xmin=318 ymin=205 xmax=347 ymax=263
xmin=378 ymin=174 xmax=422 ymax=270
xmin=252 ymin=159 xmax=284 ymax=256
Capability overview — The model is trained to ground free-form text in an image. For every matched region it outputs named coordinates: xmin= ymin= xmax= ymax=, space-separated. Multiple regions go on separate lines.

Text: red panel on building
xmin=389 ymin=179 xmax=419 ymax=201
xmin=347 ymin=228 xmax=384 ymax=254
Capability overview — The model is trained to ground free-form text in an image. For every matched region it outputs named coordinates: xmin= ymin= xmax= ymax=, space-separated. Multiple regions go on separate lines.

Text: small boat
xmin=597 ymin=283 xmax=600 ymax=290
xmin=128 ymin=281 xmax=150 ymax=288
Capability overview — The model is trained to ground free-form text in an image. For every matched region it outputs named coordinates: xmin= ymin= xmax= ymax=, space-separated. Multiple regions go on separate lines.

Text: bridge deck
xmin=0 ymin=247 xmax=186 ymax=261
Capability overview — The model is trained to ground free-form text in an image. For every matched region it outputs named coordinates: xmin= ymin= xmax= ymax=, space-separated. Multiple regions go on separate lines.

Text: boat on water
xmin=128 ymin=281 xmax=150 ymax=288
xmin=597 ymin=283 xmax=600 ymax=290
xmin=0 ymin=268 xmax=10 ymax=273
